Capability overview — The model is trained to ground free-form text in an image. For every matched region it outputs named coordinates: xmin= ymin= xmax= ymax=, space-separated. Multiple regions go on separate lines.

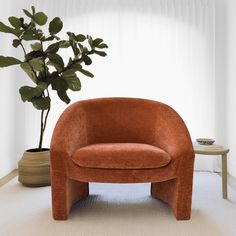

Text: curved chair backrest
xmin=80 ymin=97 xmax=157 ymax=144
xmin=61 ymin=97 xmax=191 ymax=148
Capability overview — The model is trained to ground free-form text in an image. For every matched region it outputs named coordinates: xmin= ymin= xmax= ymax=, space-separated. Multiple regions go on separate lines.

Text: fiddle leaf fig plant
xmin=0 ymin=6 xmax=108 ymax=151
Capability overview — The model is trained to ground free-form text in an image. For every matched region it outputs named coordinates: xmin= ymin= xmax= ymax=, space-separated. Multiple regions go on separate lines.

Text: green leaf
xmin=59 ymin=40 xmax=70 ymax=48
xmin=96 ymin=43 xmax=108 ymax=49
xmin=49 ymin=75 xmax=71 ymax=104
xmin=36 ymin=82 xmax=48 ymax=91
xmin=31 ymin=97 xmax=51 ymax=110
xmin=20 ymin=62 xmax=37 ymax=83
xmin=71 ymin=62 xmax=93 ymax=78
xmin=45 ymin=42 xmax=60 ymax=53
xmin=94 ymin=50 xmax=107 ymax=57
xmin=50 ymin=76 xmax=68 ymax=91
xmin=0 ymin=56 xmax=21 ymax=67
xmin=49 ymin=17 xmax=63 ymax=35
xmin=47 ymin=53 xmax=64 ymax=71
xmin=29 ymin=58 xmax=44 ymax=72
xmin=42 ymin=35 xmax=55 ymax=42
xmin=22 ymin=30 xmax=38 ymax=41
xmin=33 ymin=12 xmax=48 ymax=25
xmin=67 ymin=32 xmax=75 ymax=39
xmin=77 ymin=43 xmax=88 ymax=54
xmin=57 ymin=90 xmax=70 ymax=104
xmin=93 ymin=38 xmax=103 ymax=47
xmin=73 ymin=43 xmax=80 ymax=55
xmin=12 ymin=39 xmax=21 ymax=48
xmin=25 ymin=50 xmax=44 ymax=61
xmin=70 ymin=62 xmax=82 ymax=72
xmin=0 ymin=21 xmax=21 ymax=36
xmin=78 ymin=68 xmax=94 ymax=78
xmin=74 ymin=34 xmax=86 ymax=42
xmin=87 ymin=35 xmax=93 ymax=48
xmin=8 ymin=17 xmax=22 ymax=29
xmin=70 ymin=40 xmax=79 ymax=55
xmin=19 ymin=86 xmax=36 ymax=102
xmin=31 ymin=42 xmax=41 ymax=51
xmin=67 ymin=33 xmax=80 ymax=55
xmin=67 ymin=57 xmax=73 ymax=67
xmin=19 ymin=82 xmax=48 ymax=102
xmin=68 ymin=32 xmax=86 ymax=42
xmin=19 ymin=18 xmax=24 ymax=26
xmin=23 ymin=9 xmax=33 ymax=18
xmin=62 ymin=70 xmax=81 ymax=91
xmin=83 ymin=55 xmax=92 ymax=65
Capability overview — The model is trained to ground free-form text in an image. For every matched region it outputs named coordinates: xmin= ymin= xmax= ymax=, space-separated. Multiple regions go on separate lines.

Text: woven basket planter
xmin=18 ymin=148 xmax=51 ymax=187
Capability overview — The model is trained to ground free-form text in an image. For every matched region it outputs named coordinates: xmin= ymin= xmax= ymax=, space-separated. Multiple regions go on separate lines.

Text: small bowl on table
xmin=196 ymin=138 xmax=215 ymax=145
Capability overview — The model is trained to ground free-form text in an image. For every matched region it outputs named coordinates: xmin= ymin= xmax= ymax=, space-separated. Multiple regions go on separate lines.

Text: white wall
xmin=214 ymin=0 xmax=227 ymax=173
xmin=0 ymin=2 xmax=45 ymax=178
xmin=224 ymin=0 xmax=236 ymax=177
xmin=214 ymin=0 xmax=236 ymax=178
xmin=0 ymin=4 xmax=33 ymax=178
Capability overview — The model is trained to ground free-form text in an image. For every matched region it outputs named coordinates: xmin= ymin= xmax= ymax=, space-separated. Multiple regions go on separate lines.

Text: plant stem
xmin=38 ymin=89 xmax=51 ymax=151
xmin=43 ymin=89 xmax=51 ymax=132
xmin=37 ymin=42 xmax=51 ymax=151
xmin=38 ymin=109 xmax=44 ymax=151
xmin=43 ymin=108 xmax=50 ymax=132
xmin=19 ymin=42 xmax=27 ymax=56
xmin=20 ymin=39 xmax=45 ymax=151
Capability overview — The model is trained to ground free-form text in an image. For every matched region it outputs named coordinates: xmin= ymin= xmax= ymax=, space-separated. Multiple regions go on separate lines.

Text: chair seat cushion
xmin=72 ymin=143 xmax=171 ymax=169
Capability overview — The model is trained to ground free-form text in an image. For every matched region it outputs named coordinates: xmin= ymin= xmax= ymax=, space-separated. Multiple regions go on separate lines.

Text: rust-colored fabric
xmin=50 ymin=97 xmax=195 ymax=221
xmin=72 ymin=143 xmax=171 ymax=169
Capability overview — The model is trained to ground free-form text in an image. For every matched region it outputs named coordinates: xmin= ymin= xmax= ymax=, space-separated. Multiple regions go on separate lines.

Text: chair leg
xmin=151 ymin=177 xmax=193 ymax=220
xmin=51 ymin=173 xmax=89 ymax=220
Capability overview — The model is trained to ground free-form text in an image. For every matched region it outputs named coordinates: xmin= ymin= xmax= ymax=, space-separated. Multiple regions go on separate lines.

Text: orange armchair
xmin=50 ymin=98 xmax=195 ymax=220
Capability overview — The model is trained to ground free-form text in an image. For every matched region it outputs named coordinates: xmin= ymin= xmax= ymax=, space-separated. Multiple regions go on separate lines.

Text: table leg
xmin=222 ymin=154 xmax=228 ymax=199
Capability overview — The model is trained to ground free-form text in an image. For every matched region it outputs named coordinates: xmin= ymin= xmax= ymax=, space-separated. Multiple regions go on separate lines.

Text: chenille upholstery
xmin=72 ymin=143 xmax=171 ymax=169
xmin=50 ymin=97 xmax=195 ymax=220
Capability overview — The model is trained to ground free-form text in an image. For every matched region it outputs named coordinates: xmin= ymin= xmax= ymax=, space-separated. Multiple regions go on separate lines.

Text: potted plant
xmin=0 ymin=6 xmax=108 ymax=186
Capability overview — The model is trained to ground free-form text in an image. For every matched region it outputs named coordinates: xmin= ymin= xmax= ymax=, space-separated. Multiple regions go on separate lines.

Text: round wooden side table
xmin=193 ymin=142 xmax=229 ymax=199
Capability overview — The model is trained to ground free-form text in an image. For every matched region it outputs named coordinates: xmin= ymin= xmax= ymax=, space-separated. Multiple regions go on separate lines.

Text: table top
xmin=193 ymin=142 xmax=229 ymax=155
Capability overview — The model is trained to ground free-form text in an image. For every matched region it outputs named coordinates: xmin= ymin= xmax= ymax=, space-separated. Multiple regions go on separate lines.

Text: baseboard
xmin=0 ymin=169 xmax=18 ymax=187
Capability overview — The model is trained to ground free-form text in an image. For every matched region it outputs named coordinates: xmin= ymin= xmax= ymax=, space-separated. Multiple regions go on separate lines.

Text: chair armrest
xmin=154 ymin=105 xmax=194 ymax=160
xmin=50 ymin=102 xmax=88 ymax=169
